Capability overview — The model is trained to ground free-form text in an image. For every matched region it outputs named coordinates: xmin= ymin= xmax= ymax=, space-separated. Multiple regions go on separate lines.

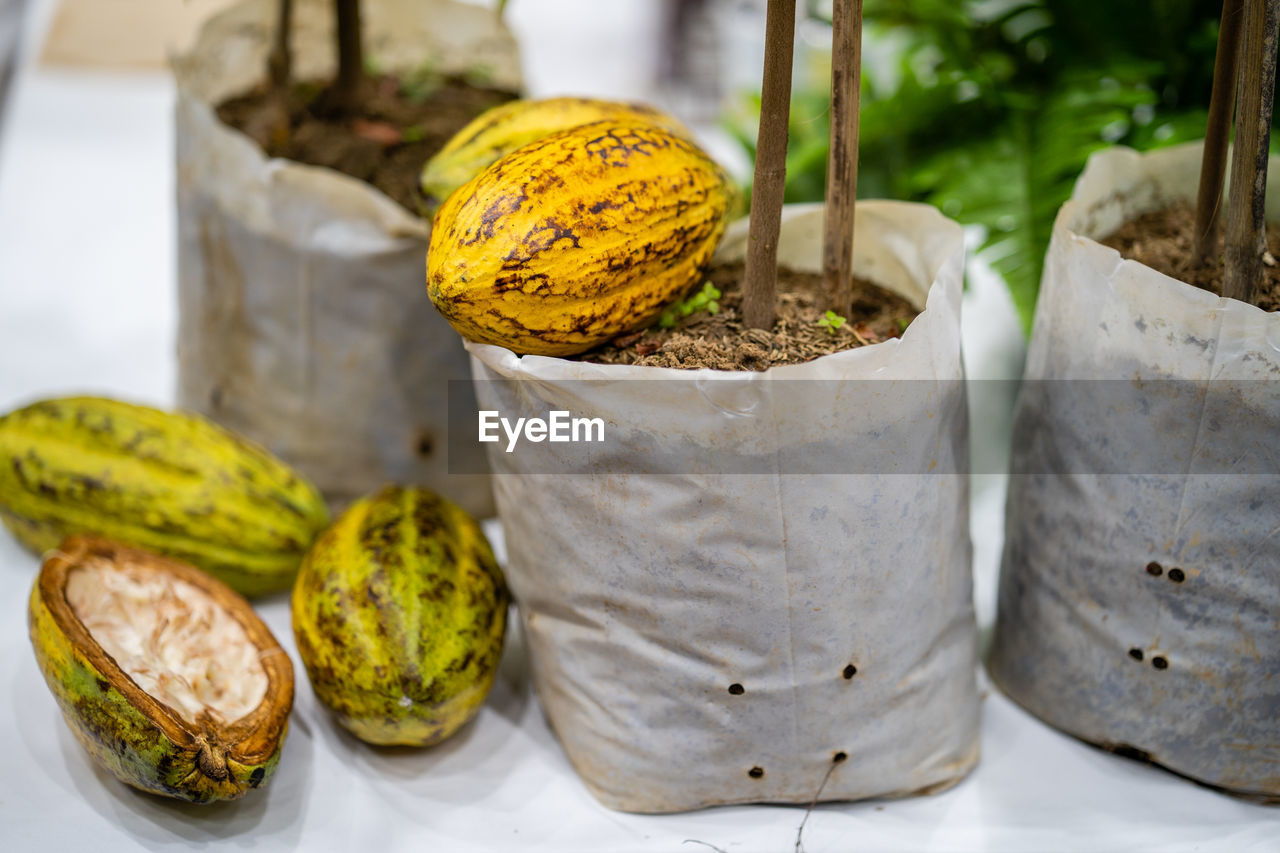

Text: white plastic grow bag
xmin=991 ymin=142 xmax=1280 ymax=800
xmin=467 ymin=202 xmax=980 ymax=813
xmin=173 ymin=0 xmax=521 ymax=514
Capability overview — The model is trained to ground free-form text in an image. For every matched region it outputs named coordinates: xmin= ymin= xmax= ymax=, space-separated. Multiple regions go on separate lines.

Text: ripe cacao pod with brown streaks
xmin=427 ymin=119 xmax=735 ymax=356
xmin=420 ymin=96 xmax=689 ymax=204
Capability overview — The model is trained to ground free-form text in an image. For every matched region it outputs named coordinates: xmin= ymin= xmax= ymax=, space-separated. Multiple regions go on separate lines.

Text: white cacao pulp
xmin=66 ymin=558 xmax=269 ymax=725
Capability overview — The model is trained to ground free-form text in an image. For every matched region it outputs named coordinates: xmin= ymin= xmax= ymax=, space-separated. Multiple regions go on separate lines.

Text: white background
xmin=0 ymin=1 xmax=1276 ymax=850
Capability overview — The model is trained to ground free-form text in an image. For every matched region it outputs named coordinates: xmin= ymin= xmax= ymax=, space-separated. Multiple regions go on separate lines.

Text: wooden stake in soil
xmin=1193 ymin=0 xmax=1244 ymax=264
xmin=823 ymin=0 xmax=863 ymax=317
xmin=742 ymin=0 xmax=798 ymax=330
xmin=330 ymin=0 xmax=366 ymax=112
xmin=1223 ymin=0 xmax=1279 ymax=303
xmin=268 ymin=0 xmax=294 ymax=90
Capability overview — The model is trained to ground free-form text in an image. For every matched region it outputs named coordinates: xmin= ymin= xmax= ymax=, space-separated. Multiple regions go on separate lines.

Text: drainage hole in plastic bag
xmin=1167 ymin=568 xmax=1186 ymax=583
xmin=832 ymin=751 xmax=847 ymax=764
xmin=748 ymin=766 xmax=764 ymax=779
xmin=1145 ymin=561 xmax=1163 ymax=577
xmin=1152 ymin=655 xmax=1169 ymax=670
xmin=1128 ymin=648 xmax=1144 ymax=661
xmin=842 ymin=664 xmax=857 ymax=679
xmin=728 ymin=683 xmax=744 ymax=695
xmin=416 ymin=430 xmax=435 ymax=458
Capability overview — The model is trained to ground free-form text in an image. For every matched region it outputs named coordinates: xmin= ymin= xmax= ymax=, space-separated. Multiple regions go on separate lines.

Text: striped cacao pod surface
xmin=420 ymin=96 xmax=688 ymax=204
xmin=28 ymin=536 xmax=293 ymax=802
xmin=427 ymin=119 xmax=735 ymax=356
xmin=0 ymin=396 xmax=329 ymax=597
xmin=291 ymin=485 xmax=508 ymax=747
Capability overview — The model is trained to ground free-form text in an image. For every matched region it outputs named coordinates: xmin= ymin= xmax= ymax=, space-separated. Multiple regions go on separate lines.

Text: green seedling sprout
xmin=659 ymin=283 xmax=721 ymax=328
xmin=818 ymin=309 xmax=847 ymax=335
xmin=466 ymin=64 xmax=497 ymax=87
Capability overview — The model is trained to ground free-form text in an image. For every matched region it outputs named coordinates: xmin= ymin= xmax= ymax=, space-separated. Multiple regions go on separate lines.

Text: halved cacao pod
xmin=28 ymin=536 xmax=293 ymax=803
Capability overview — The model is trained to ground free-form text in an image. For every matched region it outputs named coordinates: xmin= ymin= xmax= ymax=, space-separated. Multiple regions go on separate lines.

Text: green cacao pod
xmin=0 ymin=396 xmax=329 ymax=597
xmin=291 ymin=485 xmax=508 ymax=746
xmin=29 ymin=536 xmax=293 ymax=802
xmin=427 ymin=119 xmax=735 ymax=356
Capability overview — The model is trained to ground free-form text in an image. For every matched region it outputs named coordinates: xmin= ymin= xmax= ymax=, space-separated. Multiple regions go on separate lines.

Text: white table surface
xmin=0 ymin=2 xmax=1277 ymax=850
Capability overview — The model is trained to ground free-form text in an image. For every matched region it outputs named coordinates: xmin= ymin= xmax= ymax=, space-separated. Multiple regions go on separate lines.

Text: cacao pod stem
xmin=196 ymin=738 xmax=230 ymax=781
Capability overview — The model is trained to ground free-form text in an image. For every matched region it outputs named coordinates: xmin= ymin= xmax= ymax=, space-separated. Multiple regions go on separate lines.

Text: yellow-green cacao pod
xmin=291 ymin=485 xmax=508 ymax=746
xmin=29 ymin=536 xmax=293 ymax=803
xmin=427 ymin=119 xmax=735 ymax=356
xmin=420 ymin=96 xmax=688 ymax=203
xmin=0 ymin=396 xmax=329 ymax=597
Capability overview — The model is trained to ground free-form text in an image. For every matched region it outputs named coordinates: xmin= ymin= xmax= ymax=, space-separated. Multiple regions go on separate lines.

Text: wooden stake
xmin=823 ymin=0 xmax=862 ymax=316
xmin=267 ymin=0 xmax=294 ymax=90
xmin=330 ymin=0 xmax=366 ymax=112
xmin=1193 ymin=0 xmax=1244 ymax=264
xmin=743 ymin=0 xmax=797 ymax=330
xmin=1223 ymin=0 xmax=1279 ymax=303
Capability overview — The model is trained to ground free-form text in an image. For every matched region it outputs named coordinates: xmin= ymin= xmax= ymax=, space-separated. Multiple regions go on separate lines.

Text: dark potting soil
xmin=217 ymin=74 xmax=516 ymax=214
xmin=581 ymin=262 xmax=920 ymax=371
xmin=1099 ymin=202 xmax=1280 ymax=312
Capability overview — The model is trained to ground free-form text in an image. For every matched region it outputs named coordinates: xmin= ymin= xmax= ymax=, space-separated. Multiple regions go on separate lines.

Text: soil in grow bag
xmin=1100 ymin=202 xmax=1280 ymax=311
xmin=218 ymin=74 xmax=516 ymax=212
xmin=582 ymin=262 xmax=919 ymax=371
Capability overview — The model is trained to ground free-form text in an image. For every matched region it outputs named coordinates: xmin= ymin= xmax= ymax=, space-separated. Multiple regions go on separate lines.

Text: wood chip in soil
xmin=217 ymin=74 xmax=516 ymax=214
xmin=581 ymin=262 xmax=920 ymax=371
xmin=1099 ymin=202 xmax=1280 ymax=312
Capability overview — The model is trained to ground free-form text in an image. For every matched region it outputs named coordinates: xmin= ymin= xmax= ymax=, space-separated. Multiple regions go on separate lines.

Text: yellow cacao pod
xmin=0 ymin=396 xmax=329 ymax=597
xmin=291 ymin=486 xmax=507 ymax=747
xmin=420 ymin=96 xmax=688 ymax=203
xmin=427 ymin=120 xmax=735 ymax=356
